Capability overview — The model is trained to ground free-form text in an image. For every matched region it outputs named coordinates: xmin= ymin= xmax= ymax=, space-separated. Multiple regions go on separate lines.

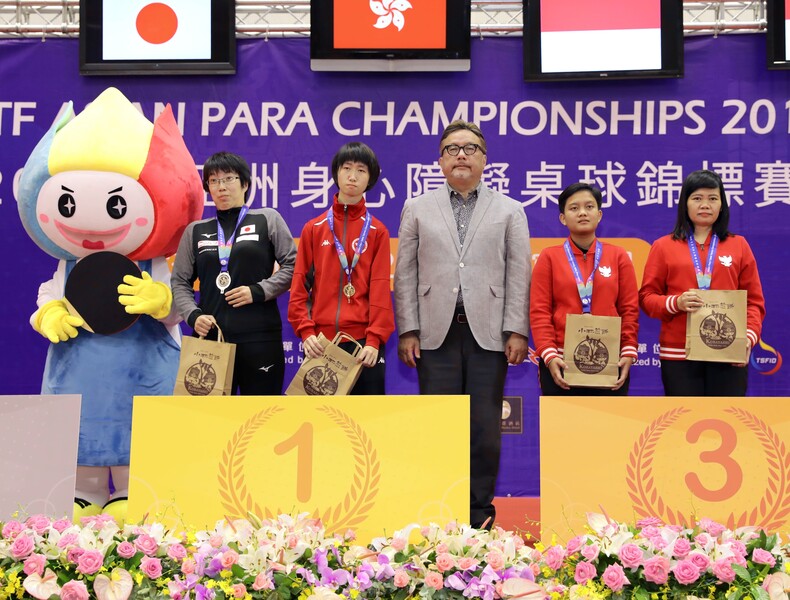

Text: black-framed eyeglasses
xmin=207 ymin=176 xmax=240 ymax=188
xmin=442 ymin=143 xmax=485 ymax=157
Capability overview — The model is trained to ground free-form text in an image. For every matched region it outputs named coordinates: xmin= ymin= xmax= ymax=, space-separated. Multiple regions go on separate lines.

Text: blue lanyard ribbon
xmin=216 ymin=205 xmax=249 ymax=273
xmin=563 ymin=239 xmax=602 ymax=314
xmin=327 ymin=207 xmax=372 ymax=288
xmin=687 ymin=231 xmax=718 ymax=290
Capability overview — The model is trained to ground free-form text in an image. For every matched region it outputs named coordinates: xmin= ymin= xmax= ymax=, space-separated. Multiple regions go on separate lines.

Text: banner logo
xmin=751 ymin=338 xmax=783 ymax=375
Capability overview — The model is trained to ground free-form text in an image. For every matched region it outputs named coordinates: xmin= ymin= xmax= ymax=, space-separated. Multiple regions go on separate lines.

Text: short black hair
xmin=331 ymin=142 xmax=381 ymax=191
xmin=202 ymin=152 xmax=252 ymax=200
xmin=672 ymin=169 xmax=731 ymax=241
xmin=439 ymin=120 xmax=487 ymax=155
xmin=558 ymin=182 xmax=603 ymax=213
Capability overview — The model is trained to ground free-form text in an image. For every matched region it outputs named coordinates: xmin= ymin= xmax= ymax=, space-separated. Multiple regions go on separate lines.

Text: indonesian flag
xmin=102 ymin=0 xmax=212 ymax=60
xmin=540 ymin=0 xmax=662 ymax=73
xmin=334 ymin=0 xmax=446 ymax=50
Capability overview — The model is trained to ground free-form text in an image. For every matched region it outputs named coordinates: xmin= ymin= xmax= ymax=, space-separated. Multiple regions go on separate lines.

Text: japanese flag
xmin=102 ymin=0 xmax=212 ymax=60
xmin=540 ymin=0 xmax=662 ymax=73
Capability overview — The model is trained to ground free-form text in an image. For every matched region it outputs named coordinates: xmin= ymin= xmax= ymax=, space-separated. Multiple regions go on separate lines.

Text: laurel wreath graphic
xmin=626 ymin=406 xmax=790 ymax=530
xmin=218 ymin=406 xmax=284 ymax=519
xmin=217 ymin=405 xmax=380 ymax=532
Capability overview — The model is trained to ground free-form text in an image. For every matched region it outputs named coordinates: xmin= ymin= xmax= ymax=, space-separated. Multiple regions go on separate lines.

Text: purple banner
xmin=1 ymin=35 xmax=788 ymax=497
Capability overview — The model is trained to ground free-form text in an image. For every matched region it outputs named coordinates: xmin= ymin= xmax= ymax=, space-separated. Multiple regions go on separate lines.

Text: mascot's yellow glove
xmin=32 ymin=299 xmax=84 ymax=343
xmin=117 ymin=271 xmax=172 ymax=320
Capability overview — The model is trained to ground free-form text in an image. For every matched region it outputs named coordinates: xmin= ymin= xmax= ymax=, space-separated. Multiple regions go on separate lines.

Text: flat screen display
xmin=311 ymin=0 xmax=471 ymax=72
xmin=767 ymin=0 xmax=790 ymax=69
xmin=523 ymin=0 xmax=684 ymax=81
xmin=80 ymin=0 xmax=236 ymax=76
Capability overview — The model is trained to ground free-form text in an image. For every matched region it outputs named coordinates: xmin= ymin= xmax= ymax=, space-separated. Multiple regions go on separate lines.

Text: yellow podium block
xmin=129 ymin=395 xmax=469 ymax=539
xmin=541 ymin=396 xmax=790 ymax=542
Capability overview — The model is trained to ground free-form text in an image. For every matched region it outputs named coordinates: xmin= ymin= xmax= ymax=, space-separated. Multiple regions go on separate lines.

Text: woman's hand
xmin=225 ymin=286 xmax=253 ymax=307
xmin=612 ymin=356 xmax=635 ymax=390
xmin=357 ymin=345 xmax=379 ymax=368
xmin=194 ymin=314 xmax=217 ymax=337
xmin=303 ymin=335 xmax=324 ymax=359
xmin=547 ymin=358 xmax=570 ymax=390
xmin=677 ymin=289 xmax=704 ymax=312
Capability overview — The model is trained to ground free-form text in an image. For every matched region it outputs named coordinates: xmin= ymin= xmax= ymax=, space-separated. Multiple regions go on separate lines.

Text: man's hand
xmin=398 ymin=332 xmax=421 ymax=368
xmin=504 ymin=332 xmax=529 ymax=365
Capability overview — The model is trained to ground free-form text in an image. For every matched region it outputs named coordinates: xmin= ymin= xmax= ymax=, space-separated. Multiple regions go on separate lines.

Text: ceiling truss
xmin=0 ymin=1 xmax=767 ymax=38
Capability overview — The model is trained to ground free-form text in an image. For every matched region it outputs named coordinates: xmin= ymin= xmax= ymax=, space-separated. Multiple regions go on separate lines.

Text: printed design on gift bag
xmin=304 ymin=365 xmax=339 ymax=395
xmin=573 ymin=336 xmax=609 ymax=374
xmin=218 ymin=405 xmax=380 ymax=532
xmin=184 ymin=360 xmax=218 ymax=395
xmin=626 ymin=407 xmax=790 ymax=530
xmin=699 ymin=311 xmax=737 ymax=350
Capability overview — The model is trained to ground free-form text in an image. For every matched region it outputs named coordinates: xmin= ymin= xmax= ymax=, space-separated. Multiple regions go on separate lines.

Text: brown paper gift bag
xmin=562 ymin=314 xmax=622 ymax=387
xmin=686 ymin=289 xmax=748 ymax=363
xmin=173 ymin=327 xmax=236 ymax=396
xmin=285 ymin=332 xmax=364 ymax=396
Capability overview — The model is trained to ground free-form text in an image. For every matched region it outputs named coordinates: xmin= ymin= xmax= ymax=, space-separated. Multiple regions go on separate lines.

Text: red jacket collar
xmin=332 ymin=193 xmax=367 ymax=219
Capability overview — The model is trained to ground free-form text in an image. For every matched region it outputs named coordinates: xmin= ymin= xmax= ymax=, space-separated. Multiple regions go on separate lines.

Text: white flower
xmin=22 ymin=568 xmax=61 ymax=600
xmin=370 ymin=0 xmax=413 ymax=32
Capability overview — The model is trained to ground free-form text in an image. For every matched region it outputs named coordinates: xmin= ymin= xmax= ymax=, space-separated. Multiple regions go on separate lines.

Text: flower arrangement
xmin=1 ymin=511 xmax=788 ymax=600
xmin=0 ymin=513 xmax=544 ymax=600
xmin=531 ymin=513 xmax=790 ymax=599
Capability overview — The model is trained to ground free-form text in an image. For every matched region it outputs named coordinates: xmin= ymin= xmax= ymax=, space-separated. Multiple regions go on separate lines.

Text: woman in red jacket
xmin=288 ymin=142 xmax=395 ymax=394
xmin=639 ymin=169 xmax=765 ymax=396
xmin=530 ymin=182 xmax=639 ymax=395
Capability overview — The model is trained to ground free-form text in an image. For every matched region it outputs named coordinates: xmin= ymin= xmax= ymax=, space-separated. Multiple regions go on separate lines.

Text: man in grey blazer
xmin=394 ymin=120 xmax=531 ymax=529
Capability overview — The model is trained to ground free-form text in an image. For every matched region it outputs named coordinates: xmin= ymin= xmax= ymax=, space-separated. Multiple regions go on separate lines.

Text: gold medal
xmin=343 ymin=283 xmax=356 ymax=300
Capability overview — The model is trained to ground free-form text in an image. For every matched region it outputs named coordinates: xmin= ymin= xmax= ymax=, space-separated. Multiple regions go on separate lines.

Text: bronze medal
xmin=343 ymin=283 xmax=356 ymax=299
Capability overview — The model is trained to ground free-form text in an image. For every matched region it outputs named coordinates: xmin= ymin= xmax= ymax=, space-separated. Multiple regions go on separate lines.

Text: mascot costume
xmin=17 ymin=87 xmax=204 ymax=522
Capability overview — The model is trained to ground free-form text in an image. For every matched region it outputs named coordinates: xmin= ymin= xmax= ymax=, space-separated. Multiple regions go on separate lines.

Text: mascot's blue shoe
xmin=73 ymin=497 xmax=102 ymax=523
xmin=102 ymin=497 xmax=128 ymax=526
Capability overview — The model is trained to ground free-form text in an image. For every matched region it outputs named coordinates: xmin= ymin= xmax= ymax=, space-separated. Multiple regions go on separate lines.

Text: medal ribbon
xmin=327 ymin=207 xmax=372 ymax=290
xmin=563 ymin=239 xmax=602 ymax=314
xmin=216 ymin=205 xmax=249 ymax=274
xmin=687 ymin=230 xmax=718 ymax=290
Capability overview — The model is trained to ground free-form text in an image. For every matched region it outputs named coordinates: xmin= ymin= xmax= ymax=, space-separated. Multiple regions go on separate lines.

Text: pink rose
xmin=181 ymin=558 xmax=197 ymax=575
xmin=574 ymin=561 xmax=597 ymax=584
xmin=425 ymin=572 xmax=444 ymax=590
xmin=580 ymin=544 xmax=599 ymax=562
xmin=2 ymin=520 xmax=22 ymax=539
xmin=729 ymin=540 xmax=747 ymax=557
xmin=672 ymin=559 xmax=700 ymax=585
xmin=642 ymin=556 xmax=670 ymax=585
xmin=117 ymin=541 xmax=137 ymax=559
xmin=67 ymin=547 xmax=85 ymax=564
xmin=698 ymin=518 xmax=726 ymax=537
xmin=694 ymin=533 xmax=712 ymax=549
xmin=672 ymin=537 xmax=691 ymax=558
xmin=167 ymin=543 xmax=188 ymax=561
xmin=649 ymin=536 xmax=667 ymax=551
xmin=232 ymin=583 xmax=247 ymax=598
xmin=23 ymin=553 xmax=47 ymax=577
xmin=77 ymin=550 xmax=104 ymax=575
xmin=134 ymin=534 xmax=159 ymax=556
xmin=486 ymin=550 xmax=506 ymax=571
xmin=712 ymin=558 xmax=736 ymax=583
xmin=544 ymin=546 xmax=565 ymax=571
xmin=602 ymin=564 xmax=629 ymax=592
xmin=60 ymin=579 xmax=89 ymax=600
xmin=752 ymin=548 xmax=776 ymax=567
xmin=220 ymin=549 xmax=239 ymax=569
xmin=688 ymin=551 xmax=710 ymax=572
xmin=618 ymin=544 xmax=644 ymax=569
xmin=51 ymin=518 xmax=72 ymax=533
xmin=25 ymin=515 xmax=51 ymax=535
xmin=287 ymin=534 xmax=298 ymax=549
xmin=252 ymin=572 xmax=274 ymax=591
xmin=458 ymin=557 xmax=479 ymax=571
xmin=566 ymin=536 xmax=584 ymax=554
xmin=393 ymin=569 xmax=410 ymax=588
xmin=436 ymin=543 xmax=449 ymax=554
xmin=636 ymin=517 xmax=663 ymax=528
xmin=640 ymin=526 xmax=660 ymax=539
xmin=436 ymin=553 xmax=455 ymax=572
xmin=10 ymin=534 xmax=34 ymax=559
xmin=58 ymin=533 xmax=79 ymax=549
xmin=390 ymin=537 xmax=407 ymax=551
xmin=209 ymin=535 xmax=223 ymax=548
xmin=141 ymin=556 xmax=163 ymax=579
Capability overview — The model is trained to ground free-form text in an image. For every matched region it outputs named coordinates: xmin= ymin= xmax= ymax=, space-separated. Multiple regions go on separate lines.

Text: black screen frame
xmin=80 ymin=0 xmax=236 ymax=76
xmin=767 ymin=0 xmax=790 ymax=69
xmin=310 ymin=0 xmax=471 ymax=72
xmin=522 ymin=0 xmax=684 ymax=82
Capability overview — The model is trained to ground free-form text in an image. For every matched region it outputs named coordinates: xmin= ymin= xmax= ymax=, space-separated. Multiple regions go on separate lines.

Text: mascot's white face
xmin=37 ymin=171 xmax=155 ymax=259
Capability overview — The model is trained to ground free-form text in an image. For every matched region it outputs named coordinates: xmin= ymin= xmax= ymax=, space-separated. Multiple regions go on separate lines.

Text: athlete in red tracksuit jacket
xmin=288 ymin=142 xmax=394 ymax=394
xmin=639 ymin=169 xmax=765 ymax=396
xmin=530 ymin=182 xmax=639 ymax=395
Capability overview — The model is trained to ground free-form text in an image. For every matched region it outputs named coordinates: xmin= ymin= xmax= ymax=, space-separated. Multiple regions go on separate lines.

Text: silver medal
xmin=216 ymin=271 xmax=231 ymax=293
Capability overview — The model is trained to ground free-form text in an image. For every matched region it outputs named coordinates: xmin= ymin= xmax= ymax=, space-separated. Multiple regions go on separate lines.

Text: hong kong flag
xmin=540 ymin=0 xmax=662 ymax=73
xmin=334 ymin=0 xmax=446 ymax=50
xmin=102 ymin=0 xmax=212 ymax=60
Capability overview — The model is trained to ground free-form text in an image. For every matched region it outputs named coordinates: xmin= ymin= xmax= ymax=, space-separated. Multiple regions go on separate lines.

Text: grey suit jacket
xmin=394 ymin=183 xmax=531 ymax=352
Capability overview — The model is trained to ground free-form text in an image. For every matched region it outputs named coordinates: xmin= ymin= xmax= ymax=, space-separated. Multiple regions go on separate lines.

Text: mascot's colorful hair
xmin=17 ymin=87 xmax=204 ymax=261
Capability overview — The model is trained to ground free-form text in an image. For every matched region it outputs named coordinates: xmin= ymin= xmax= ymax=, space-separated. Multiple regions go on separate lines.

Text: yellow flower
xmin=220 ymin=569 xmax=233 ymax=579
xmin=349 ymin=590 xmax=360 ymax=599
